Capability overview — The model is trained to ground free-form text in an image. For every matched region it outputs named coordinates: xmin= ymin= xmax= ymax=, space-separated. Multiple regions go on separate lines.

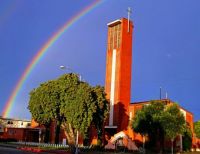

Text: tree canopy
xmin=132 ymin=101 xmax=165 ymax=150
xmin=29 ymin=80 xmax=58 ymax=125
xmin=132 ymin=101 xmax=186 ymax=152
xmin=194 ymin=121 xmax=200 ymax=138
xmin=28 ymin=79 xmax=63 ymax=143
xmin=160 ymin=104 xmax=185 ymax=140
xmin=28 ymin=73 xmax=109 ymax=144
xmin=91 ymin=86 xmax=109 ymax=145
xmin=160 ymin=104 xmax=186 ymax=154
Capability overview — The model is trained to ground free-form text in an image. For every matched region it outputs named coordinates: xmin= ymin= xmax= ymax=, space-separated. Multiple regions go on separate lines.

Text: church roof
xmin=130 ymin=99 xmax=193 ymax=115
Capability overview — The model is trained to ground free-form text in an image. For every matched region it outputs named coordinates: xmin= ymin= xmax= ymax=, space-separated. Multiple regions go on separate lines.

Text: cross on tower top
xmin=127 ymin=7 xmax=132 ymax=32
xmin=127 ymin=7 xmax=132 ymax=19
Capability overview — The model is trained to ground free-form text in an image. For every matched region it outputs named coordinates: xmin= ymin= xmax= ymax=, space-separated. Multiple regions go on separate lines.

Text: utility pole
xmin=60 ymin=65 xmax=80 ymax=154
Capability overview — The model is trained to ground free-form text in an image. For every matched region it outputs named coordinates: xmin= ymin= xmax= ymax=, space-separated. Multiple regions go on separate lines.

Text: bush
xmin=0 ymin=138 xmax=17 ymax=142
xmin=183 ymin=128 xmax=192 ymax=151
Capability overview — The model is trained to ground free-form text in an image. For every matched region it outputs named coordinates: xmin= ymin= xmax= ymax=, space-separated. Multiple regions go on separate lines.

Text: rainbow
xmin=2 ymin=0 xmax=104 ymax=118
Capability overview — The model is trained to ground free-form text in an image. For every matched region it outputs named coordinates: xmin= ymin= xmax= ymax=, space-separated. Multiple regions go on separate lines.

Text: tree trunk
xmin=75 ymin=130 xmax=79 ymax=154
xmin=55 ymin=120 xmax=61 ymax=144
xmin=171 ymin=139 xmax=174 ymax=154
xmin=63 ymin=123 xmax=75 ymax=145
xmin=97 ymin=126 xmax=103 ymax=146
xmin=160 ymin=132 xmax=164 ymax=153
xmin=180 ymin=135 xmax=183 ymax=152
xmin=63 ymin=123 xmax=76 ymax=154
xmin=142 ymin=135 xmax=145 ymax=149
xmin=44 ymin=124 xmax=50 ymax=143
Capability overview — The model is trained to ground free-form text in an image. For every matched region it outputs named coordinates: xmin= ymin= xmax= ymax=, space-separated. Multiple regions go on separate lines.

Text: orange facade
xmin=104 ymin=18 xmax=198 ymax=150
xmin=0 ymin=117 xmax=40 ymax=142
xmin=128 ymin=99 xmax=194 ymax=143
xmin=105 ymin=18 xmax=133 ymax=133
xmin=0 ymin=127 xmax=40 ymax=142
xmin=0 ymin=128 xmax=24 ymax=141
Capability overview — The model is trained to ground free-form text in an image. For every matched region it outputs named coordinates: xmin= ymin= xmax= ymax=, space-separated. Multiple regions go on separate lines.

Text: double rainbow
xmin=2 ymin=0 xmax=104 ymax=118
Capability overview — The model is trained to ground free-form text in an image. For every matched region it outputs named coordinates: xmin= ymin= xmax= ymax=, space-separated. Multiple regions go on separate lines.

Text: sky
xmin=0 ymin=0 xmax=200 ymax=121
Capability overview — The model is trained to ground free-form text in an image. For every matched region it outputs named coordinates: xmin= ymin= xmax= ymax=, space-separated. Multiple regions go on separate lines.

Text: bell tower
xmin=105 ymin=18 xmax=133 ymax=133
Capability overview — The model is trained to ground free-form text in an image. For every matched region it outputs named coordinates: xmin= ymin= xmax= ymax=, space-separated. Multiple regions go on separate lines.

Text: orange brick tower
xmin=105 ymin=18 xmax=133 ymax=134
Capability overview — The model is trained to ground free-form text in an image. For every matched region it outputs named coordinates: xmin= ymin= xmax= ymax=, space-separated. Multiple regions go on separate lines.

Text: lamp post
xmin=60 ymin=65 xmax=73 ymax=72
xmin=75 ymin=130 xmax=79 ymax=154
xmin=160 ymin=86 xmax=162 ymax=100
xmin=60 ymin=65 xmax=80 ymax=154
xmin=60 ymin=65 xmax=81 ymax=81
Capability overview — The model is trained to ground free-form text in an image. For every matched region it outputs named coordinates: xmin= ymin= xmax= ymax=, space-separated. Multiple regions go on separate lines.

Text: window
xmin=108 ymin=23 xmax=121 ymax=50
xmin=8 ymin=130 xmax=14 ymax=135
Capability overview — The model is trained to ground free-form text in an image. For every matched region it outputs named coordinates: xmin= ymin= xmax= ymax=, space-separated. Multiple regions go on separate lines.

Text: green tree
xmin=29 ymin=82 xmax=52 ymax=143
xmin=29 ymin=73 xmax=108 ymax=145
xmin=60 ymin=80 xmax=96 ymax=144
xmin=132 ymin=101 xmax=186 ymax=153
xmin=59 ymin=76 xmax=109 ymax=145
xmin=91 ymin=86 xmax=109 ymax=146
xmin=132 ymin=101 xmax=165 ymax=151
xmin=194 ymin=121 xmax=200 ymax=138
xmin=56 ymin=73 xmax=81 ymax=144
xmin=182 ymin=123 xmax=192 ymax=151
xmin=28 ymin=80 xmax=63 ymax=144
xmin=160 ymin=104 xmax=186 ymax=154
xmin=132 ymin=108 xmax=148 ymax=150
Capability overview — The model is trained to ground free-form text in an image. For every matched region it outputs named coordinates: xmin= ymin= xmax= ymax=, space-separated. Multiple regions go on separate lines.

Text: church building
xmin=28 ymin=16 xmax=199 ymax=151
xmin=103 ymin=17 xmax=196 ymax=151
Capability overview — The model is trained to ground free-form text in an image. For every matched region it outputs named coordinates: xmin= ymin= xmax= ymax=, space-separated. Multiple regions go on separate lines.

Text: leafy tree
xmin=91 ymin=86 xmax=109 ymax=146
xmin=56 ymin=73 xmax=81 ymax=144
xmin=132 ymin=107 xmax=148 ymax=150
xmin=29 ymin=82 xmax=52 ymax=143
xmin=60 ymin=81 xmax=95 ymax=144
xmin=182 ymin=124 xmax=192 ymax=151
xmin=194 ymin=121 xmax=200 ymax=138
xmin=132 ymin=101 xmax=186 ymax=153
xmin=29 ymin=73 xmax=108 ymax=145
xmin=28 ymin=80 xmax=63 ymax=144
xmin=160 ymin=104 xmax=186 ymax=154
xmin=132 ymin=101 xmax=165 ymax=151
xmin=59 ymin=75 xmax=109 ymax=145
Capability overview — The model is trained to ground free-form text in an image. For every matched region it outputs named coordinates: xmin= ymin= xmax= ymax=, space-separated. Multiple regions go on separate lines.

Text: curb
xmin=17 ymin=147 xmax=43 ymax=153
xmin=18 ymin=146 xmax=71 ymax=154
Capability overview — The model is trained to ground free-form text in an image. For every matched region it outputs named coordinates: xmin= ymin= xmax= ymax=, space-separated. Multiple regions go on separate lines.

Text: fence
xmin=11 ymin=141 xmax=69 ymax=148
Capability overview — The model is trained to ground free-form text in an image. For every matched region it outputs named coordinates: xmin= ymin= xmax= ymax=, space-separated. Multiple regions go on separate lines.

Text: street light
xmin=60 ymin=65 xmax=74 ymax=72
xmin=59 ymin=65 xmax=80 ymax=154
xmin=60 ymin=65 xmax=82 ymax=81
xmin=60 ymin=65 xmax=66 ymax=69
